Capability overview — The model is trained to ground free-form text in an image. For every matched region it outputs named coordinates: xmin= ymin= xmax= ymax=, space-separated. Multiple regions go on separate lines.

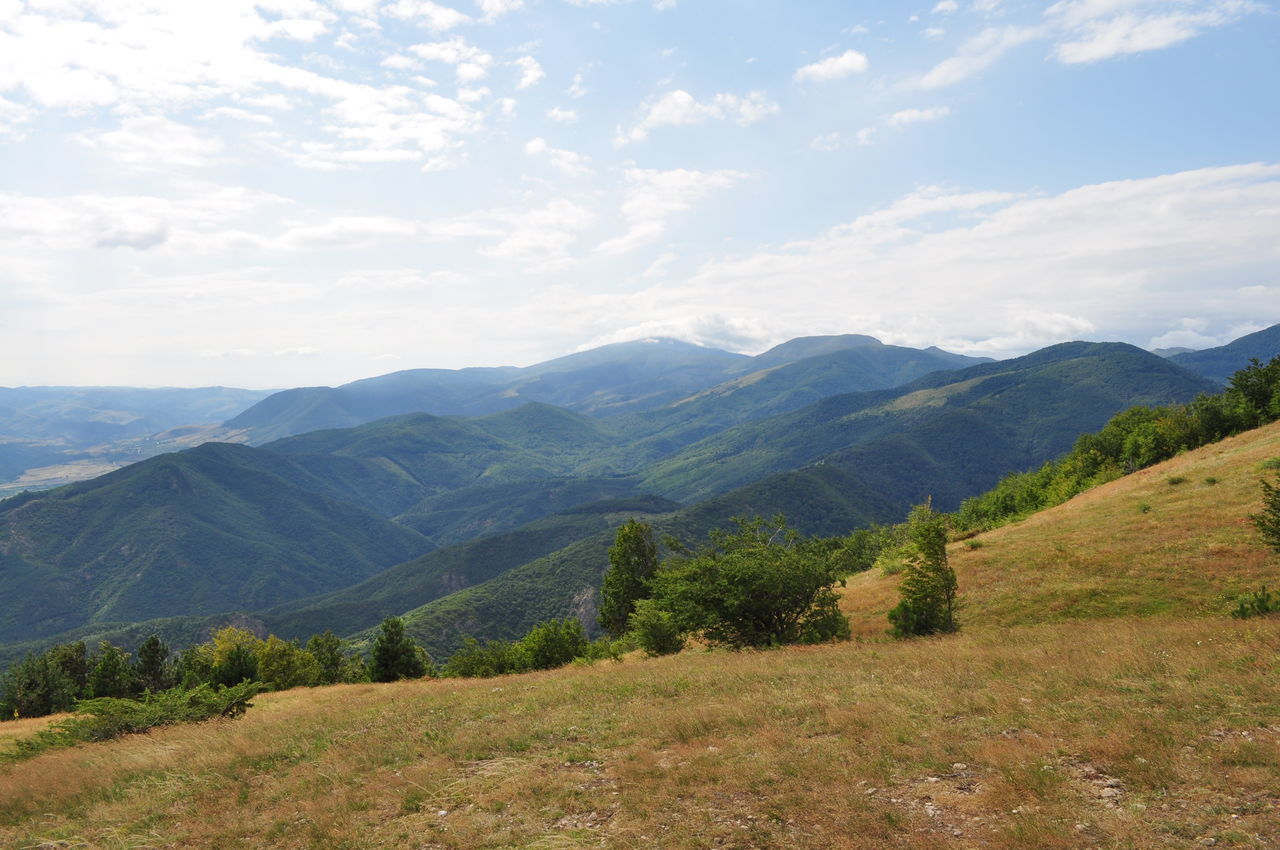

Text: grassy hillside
xmin=840 ymin=418 xmax=1280 ymax=637
xmin=2 ymin=627 xmax=1275 ymax=848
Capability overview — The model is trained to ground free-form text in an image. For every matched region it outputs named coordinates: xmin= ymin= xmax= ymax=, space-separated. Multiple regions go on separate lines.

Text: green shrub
xmin=1167 ymin=475 xmax=1188 ymax=485
xmin=1231 ymin=585 xmax=1278 ymax=619
xmin=518 ymin=619 xmax=588 ymax=671
xmin=629 ymin=599 xmax=685 ymax=657
xmin=12 ymin=682 xmax=263 ymax=759
xmin=652 ymin=516 xmax=850 ymax=649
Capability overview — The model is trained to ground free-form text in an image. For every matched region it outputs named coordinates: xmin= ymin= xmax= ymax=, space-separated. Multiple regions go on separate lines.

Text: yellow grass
xmin=1 ymin=423 xmax=1279 ymax=848
xmin=843 ymin=420 xmax=1280 ymax=636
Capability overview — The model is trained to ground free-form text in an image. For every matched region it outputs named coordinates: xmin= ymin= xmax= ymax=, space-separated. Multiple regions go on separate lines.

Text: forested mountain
xmin=636 ymin=342 xmax=1217 ymax=504
xmin=0 ymin=443 xmax=430 ymax=644
xmin=1169 ymin=323 xmax=1280 ymax=384
xmin=225 ymin=335 xmax=990 ymax=444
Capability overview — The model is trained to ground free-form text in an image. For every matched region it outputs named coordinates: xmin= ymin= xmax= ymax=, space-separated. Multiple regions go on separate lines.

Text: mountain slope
xmin=225 ymin=335 xmax=986 ymax=444
xmin=1169 ymin=322 xmax=1280 ymax=383
xmin=0 ymin=443 xmax=430 ymax=643
xmin=261 ymin=495 xmax=681 ymax=642
xmin=639 ymin=342 xmax=1218 ymax=505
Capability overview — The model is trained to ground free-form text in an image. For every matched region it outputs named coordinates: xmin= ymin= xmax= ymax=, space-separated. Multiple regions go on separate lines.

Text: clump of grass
xmin=1204 ymin=477 xmax=1219 ymax=486
xmin=1260 ymin=457 xmax=1280 ymax=470
xmin=1139 ymin=503 xmax=1153 ymax=514
xmin=1231 ymin=585 xmax=1278 ymax=620
xmin=1167 ymin=475 xmax=1188 ymax=485
xmin=965 ymin=539 xmax=984 ymax=550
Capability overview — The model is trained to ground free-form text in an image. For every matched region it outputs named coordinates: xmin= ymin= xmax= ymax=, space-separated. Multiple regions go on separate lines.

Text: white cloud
xmin=888 ymin=106 xmax=952 ymax=126
xmin=596 ymin=167 xmax=746 ymax=255
xmin=922 ymin=27 xmax=947 ymax=39
xmin=75 ymin=115 xmax=224 ymax=172
xmin=383 ymin=0 xmax=472 ymax=31
xmin=199 ymin=106 xmax=274 ymax=124
xmin=524 ymin=137 xmax=592 ymax=176
xmin=475 ymin=0 xmax=525 ymax=20
xmin=567 ymin=72 xmax=587 ymax=98
xmin=512 ymin=55 xmax=545 ymax=89
xmin=546 ymin=106 xmax=579 ymax=122
xmin=811 ymin=132 xmax=842 ymax=151
xmin=916 ymin=1 xmax=1266 ymax=88
xmin=917 ymin=25 xmax=1041 ymax=88
xmin=1046 ymin=0 xmax=1265 ymax=64
xmin=411 ymin=37 xmax=494 ymax=82
xmin=616 ymin=89 xmax=779 ymax=144
xmin=793 ymin=49 xmax=870 ymax=82
xmin=934 ymin=0 xmax=960 ymax=12
xmin=483 ymin=198 xmax=596 ymax=272
xmin=633 ymin=164 xmax=1280 ymax=357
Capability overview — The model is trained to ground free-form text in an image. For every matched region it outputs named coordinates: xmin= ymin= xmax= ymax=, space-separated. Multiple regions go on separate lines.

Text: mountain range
xmin=3 ymin=326 xmax=1262 ymax=666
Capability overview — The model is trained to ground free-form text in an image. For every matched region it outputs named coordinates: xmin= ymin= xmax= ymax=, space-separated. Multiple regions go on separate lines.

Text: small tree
xmin=134 ymin=635 xmax=173 ymax=693
xmin=598 ymin=519 xmax=659 ymax=638
xmin=369 ymin=617 xmax=428 ymax=682
xmin=87 ymin=642 xmax=138 ymax=699
xmin=256 ymin=635 xmax=319 ymax=691
xmin=1252 ymin=474 xmax=1280 ymax=554
xmin=306 ymin=631 xmax=346 ymax=685
xmin=211 ymin=644 xmax=259 ymax=687
xmin=888 ymin=499 xmax=959 ymax=637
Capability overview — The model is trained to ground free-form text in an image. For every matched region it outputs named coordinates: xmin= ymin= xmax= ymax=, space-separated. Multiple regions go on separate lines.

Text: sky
xmin=1 ymin=0 xmax=1278 ymax=388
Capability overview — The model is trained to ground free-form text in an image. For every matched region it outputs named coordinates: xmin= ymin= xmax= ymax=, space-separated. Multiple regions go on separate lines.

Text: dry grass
xmin=0 ymin=619 xmax=1276 ymax=848
xmin=2 ymin=424 xmax=1279 ymax=848
xmin=844 ymin=420 xmax=1280 ymax=636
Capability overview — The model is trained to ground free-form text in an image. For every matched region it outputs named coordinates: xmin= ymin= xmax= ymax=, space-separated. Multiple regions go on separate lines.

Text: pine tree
xmin=369 ymin=617 xmax=427 ymax=682
xmin=87 ymin=642 xmax=138 ymax=698
xmin=1253 ymin=475 xmax=1280 ymax=553
xmin=135 ymin=635 xmax=172 ymax=692
xmin=598 ymin=519 xmax=659 ymax=637
xmin=888 ymin=499 xmax=959 ymax=637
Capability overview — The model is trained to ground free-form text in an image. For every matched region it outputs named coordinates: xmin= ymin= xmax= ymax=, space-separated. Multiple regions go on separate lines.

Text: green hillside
xmin=640 ymin=342 xmax=1216 ymax=504
xmin=384 ymin=464 xmax=903 ymax=661
xmin=0 ymin=443 xmax=430 ymax=644
xmin=262 ymin=495 xmax=681 ymax=642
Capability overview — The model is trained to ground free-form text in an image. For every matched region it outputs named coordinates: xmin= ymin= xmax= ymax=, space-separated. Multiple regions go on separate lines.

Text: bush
xmin=652 ymin=516 xmax=850 ymax=649
xmin=518 ymin=619 xmax=589 ymax=671
xmin=441 ymin=638 xmax=528 ymax=678
xmin=14 ymin=681 xmax=263 ymax=758
xmin=629 ymin=599 xmax=685 ymax=656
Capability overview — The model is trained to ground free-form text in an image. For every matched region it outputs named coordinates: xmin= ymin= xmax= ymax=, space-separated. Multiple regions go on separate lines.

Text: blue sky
xmin=1 ymin=0 xmax=1277 ymax=388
